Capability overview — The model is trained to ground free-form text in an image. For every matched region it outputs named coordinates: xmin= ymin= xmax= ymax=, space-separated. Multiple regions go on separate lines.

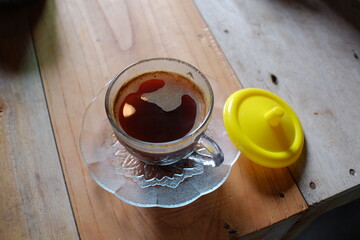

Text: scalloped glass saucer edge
xmin=79 ymin=78 xmax=240 ymax=208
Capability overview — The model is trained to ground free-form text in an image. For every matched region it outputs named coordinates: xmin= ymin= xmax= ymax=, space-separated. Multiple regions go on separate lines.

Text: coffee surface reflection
xmin=114 ymin=71 xmax=206 ymax=143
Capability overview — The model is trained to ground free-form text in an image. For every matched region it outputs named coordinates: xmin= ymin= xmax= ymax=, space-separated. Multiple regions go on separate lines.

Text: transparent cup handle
xmin=187 ymin=135 xmax=224 ymax=167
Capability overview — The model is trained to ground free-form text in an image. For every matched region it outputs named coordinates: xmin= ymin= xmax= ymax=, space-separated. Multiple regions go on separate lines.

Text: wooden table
xmin=0 ymin=0 xmax=359 ymax=239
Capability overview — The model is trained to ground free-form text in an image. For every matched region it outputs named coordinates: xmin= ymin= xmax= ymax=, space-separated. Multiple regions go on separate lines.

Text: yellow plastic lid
xmin=223 ymin=88 xmax=304 ymax=168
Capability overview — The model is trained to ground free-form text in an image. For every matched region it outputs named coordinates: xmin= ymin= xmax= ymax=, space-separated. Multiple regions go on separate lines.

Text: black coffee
xmin=113 ymin=71 xmax=205 ymax=143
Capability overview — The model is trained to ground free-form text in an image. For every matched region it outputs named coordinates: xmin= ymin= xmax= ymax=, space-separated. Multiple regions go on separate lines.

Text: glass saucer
xmin=80 ymin=79 xmax=240 ymax=208
xmin=110 ymin=135 xmax=205 ymax=188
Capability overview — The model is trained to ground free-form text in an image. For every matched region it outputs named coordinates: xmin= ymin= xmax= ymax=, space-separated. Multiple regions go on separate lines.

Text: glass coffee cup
xmin=105 ymin=58 xmax=224 ymax=167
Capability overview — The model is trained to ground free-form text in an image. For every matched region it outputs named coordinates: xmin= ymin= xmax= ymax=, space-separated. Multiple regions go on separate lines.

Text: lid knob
xmin=264 ymin=106 xmax=284 ymax=127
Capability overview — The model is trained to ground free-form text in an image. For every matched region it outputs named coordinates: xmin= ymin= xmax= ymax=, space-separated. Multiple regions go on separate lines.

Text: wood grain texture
xmin=30 ymin=0 xmax=306 ymax=239
xmin=0 ymin=8 xmax=78 ymax=240
xmin=194 ymin=0 xmax=360 ymax=206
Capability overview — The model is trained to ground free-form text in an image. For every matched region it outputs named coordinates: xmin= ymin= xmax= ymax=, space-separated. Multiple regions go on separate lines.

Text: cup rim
xmin=104 ymin=57 xmax=214 ymax=147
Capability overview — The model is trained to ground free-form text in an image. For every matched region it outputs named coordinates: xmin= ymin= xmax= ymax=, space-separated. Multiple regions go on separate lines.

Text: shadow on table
xmin=0 ymin=0 xmax=54 ymax=73
xmin=221 ymin=138 xmax=307 ymax=203
xmin=323 ymin=0 xmax=360 ymax=32
xmin=274 ymin=0 xmax=360 ymax=32
xmin=288 ymin=136 xmax=308 ymax=182
xmin=296 ymin=197 xmax=360 ymax=240
xmin=275 ymin=0 xmax=321 ymax=11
